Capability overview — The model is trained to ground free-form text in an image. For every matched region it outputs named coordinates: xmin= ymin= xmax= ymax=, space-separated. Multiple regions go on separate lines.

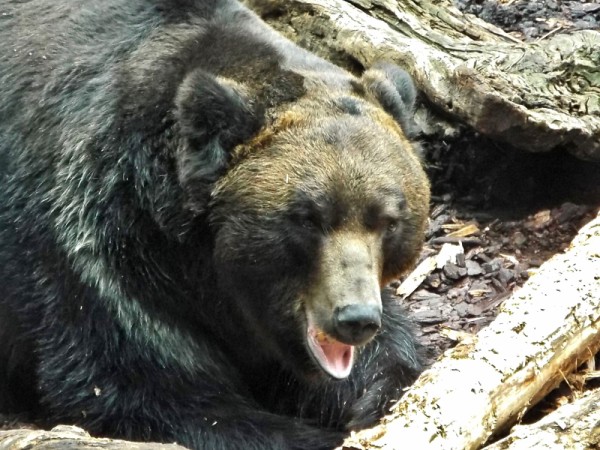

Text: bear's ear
xmin=175 ymin=70 xmax=264 ymax=213
xmin=359 ymin=62 xmax=418 ymax=137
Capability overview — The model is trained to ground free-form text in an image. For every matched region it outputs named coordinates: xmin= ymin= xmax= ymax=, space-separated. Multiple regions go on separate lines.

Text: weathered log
xmin=340 ymin=211 xmax=600 ymax=450
xmin=0 ymin=425 xmax=187 ymax=450
xmin=246 ymin=0 xmax=600 ymax=160
xmin=483 ymin=388 xmax=600 ymax=450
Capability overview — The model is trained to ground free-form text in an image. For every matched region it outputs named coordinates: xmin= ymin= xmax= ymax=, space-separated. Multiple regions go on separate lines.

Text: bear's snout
xmin=333 ymin=304 xmax=381 ymax=346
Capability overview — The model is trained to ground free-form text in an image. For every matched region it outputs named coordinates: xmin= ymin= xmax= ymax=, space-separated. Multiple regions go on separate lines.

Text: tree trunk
xmin=246 ymin=0 xmax=600 ymax=161
xmin=340 ymin=211 xmax=600 ymax=450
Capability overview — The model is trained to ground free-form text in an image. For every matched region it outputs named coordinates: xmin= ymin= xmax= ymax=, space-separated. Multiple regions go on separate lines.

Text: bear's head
xmin=178 ymin=63 xmax=430 ymax=380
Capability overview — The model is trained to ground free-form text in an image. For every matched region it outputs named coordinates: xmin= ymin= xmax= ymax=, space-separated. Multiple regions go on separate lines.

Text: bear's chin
xmin=306 ymin=324 xmax=355 ymax=379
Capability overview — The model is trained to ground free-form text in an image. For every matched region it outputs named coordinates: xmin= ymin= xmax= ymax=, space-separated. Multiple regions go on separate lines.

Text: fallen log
xmin=0 ymin=425 xmax=187 ymax=450
xmin=341 ymin=210 xmax=600 ymax=450
xmin=483 ymin=388 xmax=600 ymax=450
xmin=246 ymin=0 xmax=600 ymax=160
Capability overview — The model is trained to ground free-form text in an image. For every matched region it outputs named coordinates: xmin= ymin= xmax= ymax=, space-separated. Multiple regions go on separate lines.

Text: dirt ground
xmin=456 ymin=0 xmax=600 ymax=41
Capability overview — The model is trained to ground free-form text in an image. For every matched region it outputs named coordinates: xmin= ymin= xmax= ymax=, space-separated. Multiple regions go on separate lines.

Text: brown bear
xmin=0 ymin=0 xmax=430 ymax=449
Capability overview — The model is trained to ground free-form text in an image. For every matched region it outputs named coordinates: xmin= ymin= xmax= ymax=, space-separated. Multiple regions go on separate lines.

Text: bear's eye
xmin=291 ymin=211 xmax=322 ymax=232
xmin=300 ymin=215 xmax=321 ymax=231
xmin=386 ymin=219 xmax=399 ymax=233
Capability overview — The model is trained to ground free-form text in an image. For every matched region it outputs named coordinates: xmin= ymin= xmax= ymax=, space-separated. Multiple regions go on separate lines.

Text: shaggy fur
xmin=0 ymin=1 xmax=430 ymax=449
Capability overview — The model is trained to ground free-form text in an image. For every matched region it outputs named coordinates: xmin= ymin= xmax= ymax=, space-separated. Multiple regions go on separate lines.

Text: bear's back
xmin=0 ymin=0 xmax=346 ymax=173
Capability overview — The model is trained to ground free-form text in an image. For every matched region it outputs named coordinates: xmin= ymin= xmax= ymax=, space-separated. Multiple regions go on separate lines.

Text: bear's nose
xmin=333 ymin=304 xmax=381 ymax=346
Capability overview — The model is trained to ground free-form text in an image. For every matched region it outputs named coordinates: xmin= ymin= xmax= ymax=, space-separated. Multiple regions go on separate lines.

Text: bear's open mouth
xmin=306 ymin=325 xmax=355 ymax=379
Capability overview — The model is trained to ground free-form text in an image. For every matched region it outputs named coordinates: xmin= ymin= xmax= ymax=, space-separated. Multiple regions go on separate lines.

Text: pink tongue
xmin=319 ymin=341 xmax=354 ymax=378
xmin=307 ymin=328 xmax=355 ymax=379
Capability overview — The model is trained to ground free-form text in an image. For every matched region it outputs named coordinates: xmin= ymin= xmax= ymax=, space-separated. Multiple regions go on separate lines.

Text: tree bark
xmin=0 ymin=425 xmax=187 ymax=450
xmin=246 ymin=0 xmax=600 ymax=161
xmin=482 ymin=388 xmax=600 ymax=450
xmin=340 ymin=211 xmax=600 ymax=450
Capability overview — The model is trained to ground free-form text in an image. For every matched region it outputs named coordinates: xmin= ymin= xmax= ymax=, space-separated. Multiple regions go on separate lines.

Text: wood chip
xmin=446 ymin=223 xmax=480 ymax=238
xmin=396 ymin=256 xmax=437 ymax=298
xmin=435 ymin=243 xmax=464 ymax=269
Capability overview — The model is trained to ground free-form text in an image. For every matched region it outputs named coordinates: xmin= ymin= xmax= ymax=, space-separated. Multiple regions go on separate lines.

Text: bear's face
xmin=209 ymin=97 xmax=429 ymax=380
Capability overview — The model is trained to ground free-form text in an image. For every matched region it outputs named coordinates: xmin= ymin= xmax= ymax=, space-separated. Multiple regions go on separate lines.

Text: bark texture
xmin=483 ymin=389 xmax=600 ymax=450
xmin=246 ymin=0 xmax=600 ymax=160
xmin=0 ymin=426 xmax=187 ymax=450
